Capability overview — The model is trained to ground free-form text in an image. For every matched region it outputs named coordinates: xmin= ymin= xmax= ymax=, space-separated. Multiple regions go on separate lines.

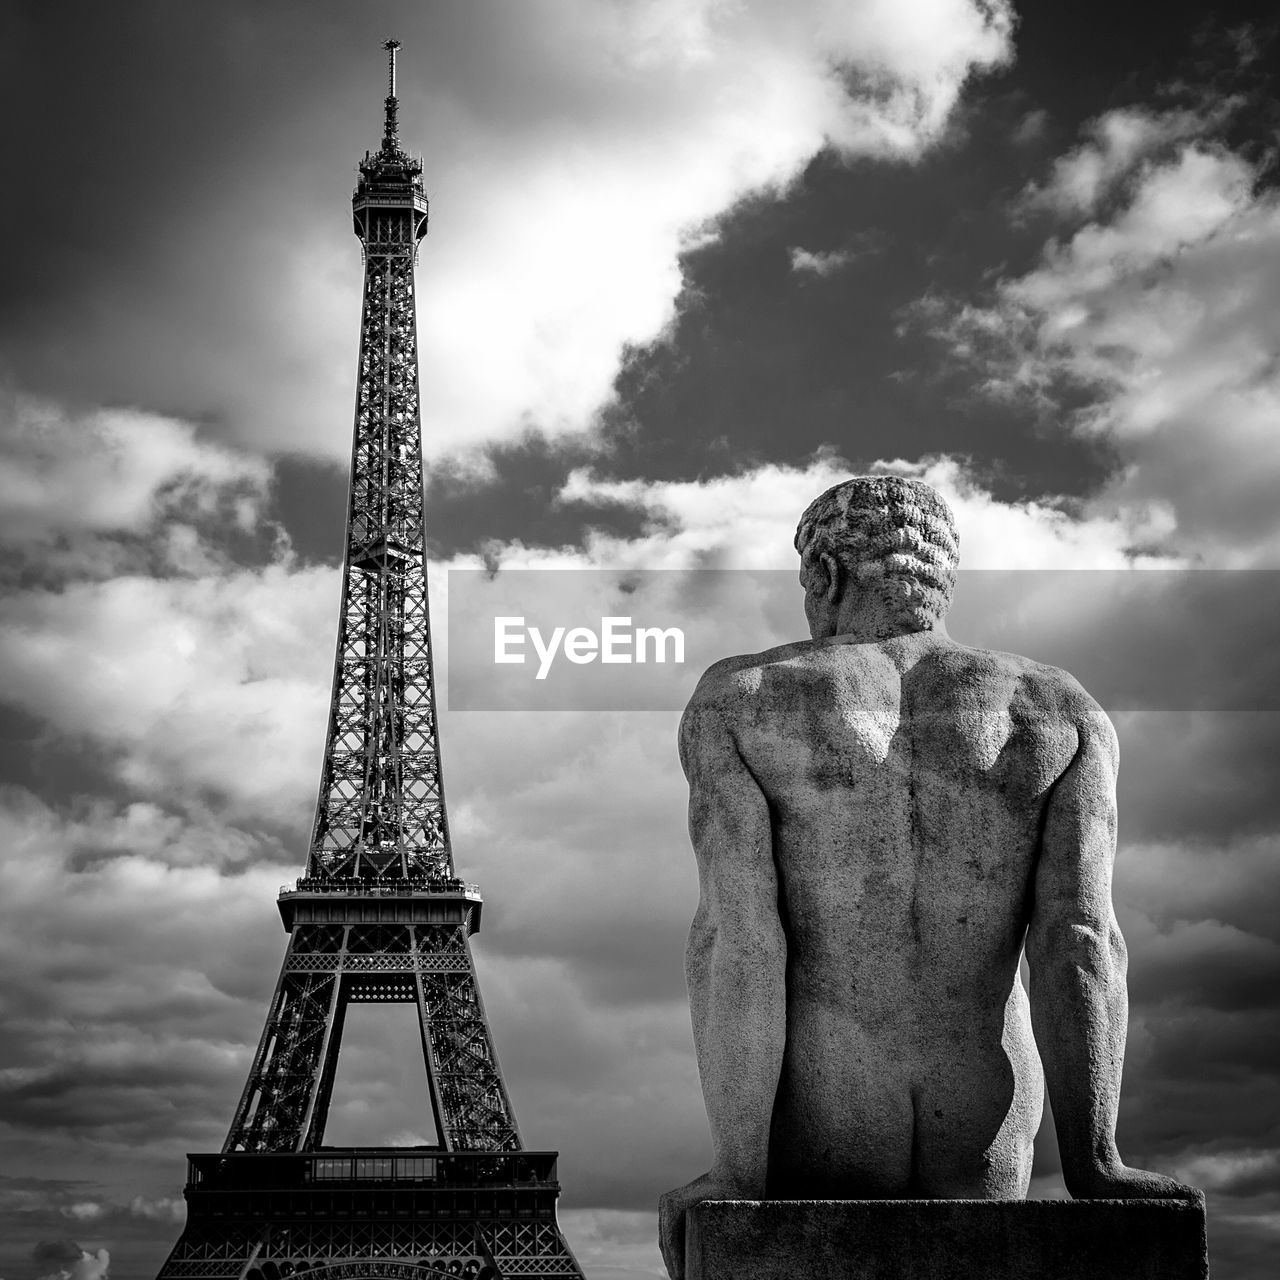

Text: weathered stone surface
xmin=659 ymin=477 xmax=1200 ymax=1279
xmin=685 ymin=1198 xmax=1210 ymax=1280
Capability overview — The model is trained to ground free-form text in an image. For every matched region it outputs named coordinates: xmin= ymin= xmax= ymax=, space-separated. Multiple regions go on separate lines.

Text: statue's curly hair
xmin=794 ymin=476 xmax=959 ymax=630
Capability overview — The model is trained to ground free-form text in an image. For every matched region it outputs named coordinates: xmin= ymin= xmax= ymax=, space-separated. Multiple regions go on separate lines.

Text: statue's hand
xmin=659 ymin=1170 xmax=758 ymax=1280
xmin=1071 ymin=1162 xmax=1200 ymax=1201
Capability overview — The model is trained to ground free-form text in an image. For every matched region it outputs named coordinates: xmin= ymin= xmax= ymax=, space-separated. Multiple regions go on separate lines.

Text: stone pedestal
xmin=685 ymin=1197 xmax=1209 ymax=1280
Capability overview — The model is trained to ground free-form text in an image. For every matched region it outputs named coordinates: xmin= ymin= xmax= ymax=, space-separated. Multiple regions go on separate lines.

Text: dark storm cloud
xmin=421 ymin=439 xmax=652 ymax=562
xmin=949 ymin=572 xmax=1280 ymax=713
xmin=1125 ymin=920 xmax=1280 ymax=1015
xmin=0 ymin=1007 xmax=256 ymax=1148
xmin=0 ymin=789 xmax=291 ymax=1176
xmin=31 ymin=1241 xmax=83 ymax=1268
xmin=491 ymin=910 xmax=689 ymax=1006
xmin=595 ymin=143 xmax=1114 ymax=506
xmin=1 ymin=1 xmax=357 ymax=435
xmin=442 ymin=708 xmax=697 ymax=1008
xmin=1116 ymin=715 xmax=1280 ymax=844
xmin=0 ymin=1182 xmax=109 ymax=1280
xmin=1117 ymin=837 xmax=1280 ymax=946
xmin=1136 ymin=1009 xmax=1280 ymax=1137
xmin=0 ymin=1184 xmax=184 ymax=1280
xmin=0 ymin=1059 xmax=216 ymax=1135
xmin=588 ymin=4 xmax=1277 ymax=519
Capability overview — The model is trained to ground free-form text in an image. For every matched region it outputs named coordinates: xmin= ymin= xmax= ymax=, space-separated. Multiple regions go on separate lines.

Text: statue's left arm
xmin=659 ymin=677 xmax=785 ymax=1279
xmin=1027 ymin=699 xmax=1196 ymax=1199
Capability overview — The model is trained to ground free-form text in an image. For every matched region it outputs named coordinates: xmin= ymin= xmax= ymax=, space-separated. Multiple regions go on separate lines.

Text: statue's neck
xmin=821 ymin=610 xmax=948 ymax=644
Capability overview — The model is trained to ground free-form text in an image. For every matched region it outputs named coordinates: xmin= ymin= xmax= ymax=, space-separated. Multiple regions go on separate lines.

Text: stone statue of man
xmin=659 ymin=476 xmax=1192 ymax=1279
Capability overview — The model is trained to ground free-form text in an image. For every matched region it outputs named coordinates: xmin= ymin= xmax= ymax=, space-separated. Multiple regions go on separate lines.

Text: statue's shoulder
xmin=941 ymin=642 xmax=1116 ymax=743
xmin=687 ymin=639 xmax=818 ymax=706
xmin=677 ymin=641 xmax=816 ymax=763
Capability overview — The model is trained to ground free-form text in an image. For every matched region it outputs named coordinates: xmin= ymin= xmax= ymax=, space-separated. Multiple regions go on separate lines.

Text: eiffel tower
xmin=156 ymin=41 xmax=585 ymax=1280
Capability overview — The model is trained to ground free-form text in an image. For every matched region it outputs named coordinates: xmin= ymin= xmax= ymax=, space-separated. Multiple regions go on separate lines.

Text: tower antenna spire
xmin=385 ymin=36 xmax=400 ymax=95
xmin=382 ymin=37 xmax=402 ymax=151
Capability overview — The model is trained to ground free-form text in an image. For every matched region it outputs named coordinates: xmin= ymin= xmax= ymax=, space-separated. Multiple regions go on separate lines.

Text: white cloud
xmin=0 ymin=394 xmax=335 ymax=829
xmin=1019 ymin=106 xmax=1220 ymax=217
xmin=1010 ymin=145 xmax=1254 ymax=309
xmin=557 ymin=451 xmax=1163 ymax=570
xmin=1173 ymin=1148 xmax=1280 ymax=1194
xmin=36 ymin=1250 xmax=110 ymax=1280
xmin=0 ymin=565 xmax=336 ymax=827
xmin=60 ymin=1202 xmax=105 ymax=1222
xmin=919 ymin=105 xmax=1280 ymax=565
xmin=558 ymin=455 xmax=857 ymax=568
xmin=0 ymin=393 xmax=269 ymax=567
xmin=128 ymin=1195 xmax=185 ymax=1223
xmin=789 ymin=246 xmax=855 ymax=276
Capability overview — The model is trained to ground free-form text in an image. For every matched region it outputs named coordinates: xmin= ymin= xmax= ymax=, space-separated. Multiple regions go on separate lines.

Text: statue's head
xmin=794 ymin=476 xmax=959 ymax=640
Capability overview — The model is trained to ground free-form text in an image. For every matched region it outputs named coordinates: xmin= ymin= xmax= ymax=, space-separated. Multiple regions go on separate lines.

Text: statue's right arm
xmin=681 ymin=679 xmax=785 ymax=1193
xmin=659 ymin=675 xmax=785 ymax=1278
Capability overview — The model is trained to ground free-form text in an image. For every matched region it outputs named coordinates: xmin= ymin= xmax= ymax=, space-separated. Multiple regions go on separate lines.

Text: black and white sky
xmin=1 ymin=2 xmax=1279 ymax=1278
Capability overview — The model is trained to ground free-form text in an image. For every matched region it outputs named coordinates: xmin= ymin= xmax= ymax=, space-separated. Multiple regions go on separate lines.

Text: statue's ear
xmin=819 ymin=551 xmax=841 ymax=604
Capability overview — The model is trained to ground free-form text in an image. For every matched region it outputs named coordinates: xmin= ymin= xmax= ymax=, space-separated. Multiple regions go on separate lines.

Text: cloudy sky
xmin=1 ymin=1 xmax=1278 ymax=1278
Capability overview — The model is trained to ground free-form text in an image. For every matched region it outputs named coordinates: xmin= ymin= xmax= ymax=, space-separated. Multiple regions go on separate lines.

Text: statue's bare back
xmin=715 ymin=630 xmax=1083 ymax=1197
xmin=659 ymin=476 xmax=1193 ymax=1280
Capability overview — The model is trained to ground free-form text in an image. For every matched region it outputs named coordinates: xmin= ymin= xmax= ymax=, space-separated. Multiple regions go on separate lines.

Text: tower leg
xmin=416 ymin=922 xmax=521 ymax=1152
xmin=225 ymin=926 xmax=345 ymax=1153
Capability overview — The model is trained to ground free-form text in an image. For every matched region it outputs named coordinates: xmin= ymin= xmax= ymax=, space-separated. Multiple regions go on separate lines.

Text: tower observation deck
xmin=155 ymin=40 xmax=586 ymax=1280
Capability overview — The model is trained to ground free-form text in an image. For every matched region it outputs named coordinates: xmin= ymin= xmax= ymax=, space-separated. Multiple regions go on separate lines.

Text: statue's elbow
xmin=1027 ymin=915 xmax=1127 ymax=983
xmin=686 ymin=906 xmax=785 ymax=991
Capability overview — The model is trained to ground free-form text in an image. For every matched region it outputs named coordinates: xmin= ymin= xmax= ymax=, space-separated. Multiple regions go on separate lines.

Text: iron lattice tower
xmin=157 ymin=42 xmax=585 ymax=1280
